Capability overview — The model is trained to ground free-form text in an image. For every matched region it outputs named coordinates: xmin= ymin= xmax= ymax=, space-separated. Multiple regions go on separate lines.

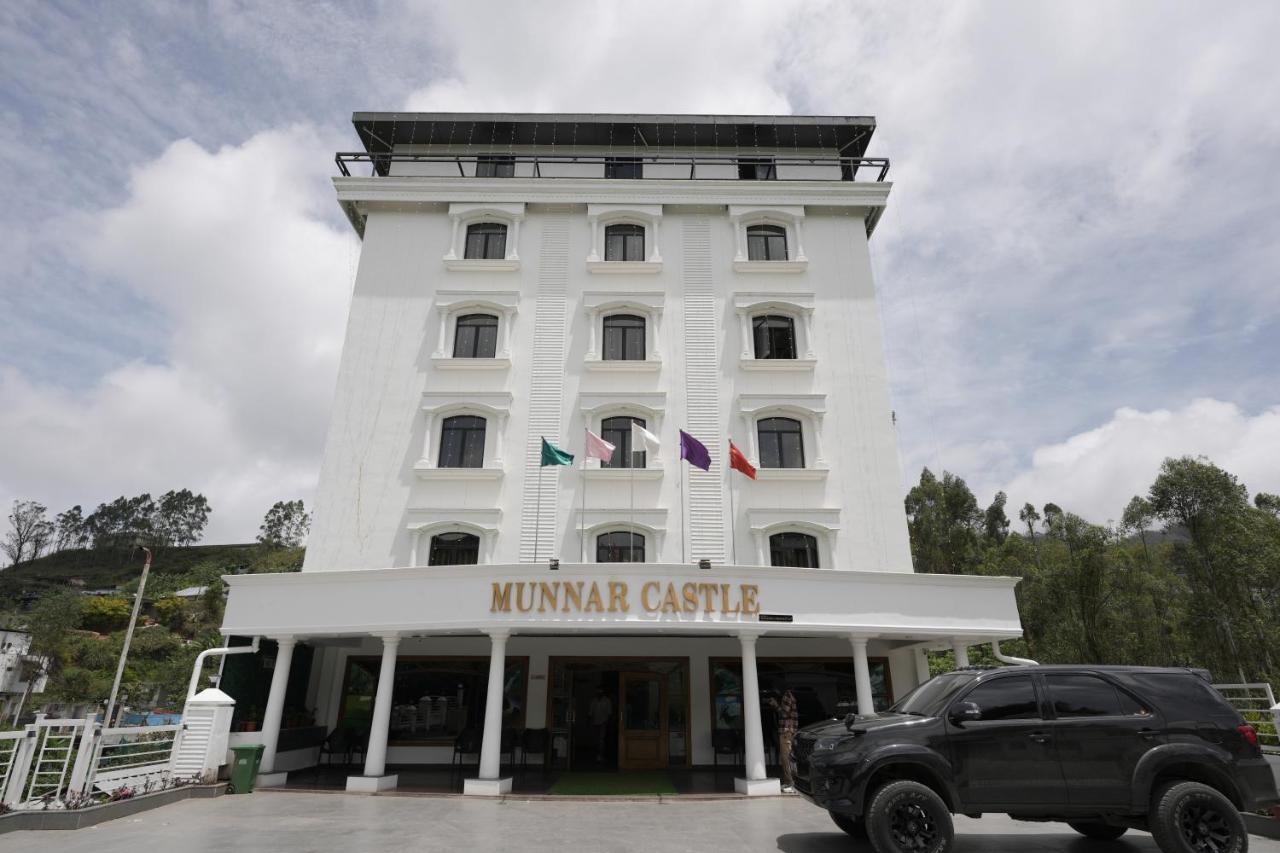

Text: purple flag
xmin=679 ymin=429 xmax=711 ymax=471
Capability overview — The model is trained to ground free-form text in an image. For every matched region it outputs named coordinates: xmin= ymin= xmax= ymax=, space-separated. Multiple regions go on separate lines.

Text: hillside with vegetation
xmin=1 ymin=494 xmax=309 ymax=716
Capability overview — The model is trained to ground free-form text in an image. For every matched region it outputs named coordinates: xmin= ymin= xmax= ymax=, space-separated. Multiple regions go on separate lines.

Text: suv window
xmin=963 ymin=676 xmax=1040 ymax=721
xmin=1045 ymin=674 xmax=1145 ymax=717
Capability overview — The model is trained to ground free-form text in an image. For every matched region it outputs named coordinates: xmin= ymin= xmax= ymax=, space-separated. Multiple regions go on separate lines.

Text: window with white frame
xmin=597 ymin=531 xmax=645 ymax=563
xmin=464 ymin=223 xmax=507 ymax=260
xmin=738 ymin=157 xmax=777 ymax=180
xmin=730 ymin=206 xmax=806 ymax=270
xmin=602 ymin=313 xmax=646 ymax=361
xmin=747 ymin=224 xmax=788 ymax=261
xmin=444 ymin=202 xmax=524 ymax=266
xmin=604 ymin=224 xmax=645 ymax=261
xmin=769 ymin=532 xmax=819 ymax=568
xmin=474 ymin=155 xmax=515 ymax=178
xmin=752 ymin=314 xmax=796 ymax=359
xmin=605 ymin=157 xmax=643 ymax=179
xmin=586 ymin=204 xmax=662 ymax=268
xmin=453 ymin=314 xmax=499 ymax=358
xmin=428 ymin=532 xmax=480 ymax=565
xmin=757 ymin=417 xmax=805 ymax=469
xmin=600 ymin=415 xmax=647 ymax=469
xmin=438 ymin=415 xmax=487 ymax=468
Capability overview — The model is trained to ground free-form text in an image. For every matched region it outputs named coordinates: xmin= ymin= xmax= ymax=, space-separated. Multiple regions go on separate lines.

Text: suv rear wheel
xmin=1067 ymin=821 xmax=1128 ymax=840
xmin=865 ymin=780 xmax=954 ymax=853
xmin=1150 ymin=781 xmax=1246 ymax=853
xmin=829 ymin=812 xmax=866 ymax=838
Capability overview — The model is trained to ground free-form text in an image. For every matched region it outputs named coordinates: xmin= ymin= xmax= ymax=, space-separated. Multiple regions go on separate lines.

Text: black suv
xmin=791 ymin=665 xmax=1278 ymax=853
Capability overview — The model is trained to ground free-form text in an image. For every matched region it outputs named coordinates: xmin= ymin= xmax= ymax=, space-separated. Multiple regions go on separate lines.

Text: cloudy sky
xmin=2 ymin=0 xmax=1278 ymax=544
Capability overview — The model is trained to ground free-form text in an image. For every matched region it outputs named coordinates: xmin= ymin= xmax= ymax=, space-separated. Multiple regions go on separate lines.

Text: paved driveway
xmin=2 ymin=791 xmax=1277 ymax=853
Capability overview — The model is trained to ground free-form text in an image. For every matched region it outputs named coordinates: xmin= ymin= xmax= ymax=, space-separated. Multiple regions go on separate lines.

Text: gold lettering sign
xmin=490 ymin=580 xmax=761 ymax=616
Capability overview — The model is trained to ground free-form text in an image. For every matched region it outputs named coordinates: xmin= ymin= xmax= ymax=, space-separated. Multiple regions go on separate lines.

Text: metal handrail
xmin=335 ymin=151 xmax=890 ymax=182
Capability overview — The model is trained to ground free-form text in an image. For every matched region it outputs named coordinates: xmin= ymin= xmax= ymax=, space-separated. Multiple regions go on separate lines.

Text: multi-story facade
xmin=0 ymin=627 xmax=47 ymax=722
xmin=220 ymin=113 xmax=1025 ymax=795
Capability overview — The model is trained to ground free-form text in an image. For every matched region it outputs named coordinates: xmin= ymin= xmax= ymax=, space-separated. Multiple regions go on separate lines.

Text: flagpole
xmin=581 ymin=428 xmax=587 ymax=563
xmin=679 ymin=452 xmax=687 ymax=563
xmin=629 ymin=448 xmax=636 ymax=549
xmin=534 ymin=459 xmax=543 ymax=563
xmin=728 ymin=447 xmax=738 ymax=565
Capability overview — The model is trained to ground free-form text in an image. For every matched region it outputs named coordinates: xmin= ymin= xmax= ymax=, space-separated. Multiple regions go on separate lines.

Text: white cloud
xmin=999 ymin=399 xmax=1280 ymax=523
xmin=0 ymin=127 xmax=356 ymax=543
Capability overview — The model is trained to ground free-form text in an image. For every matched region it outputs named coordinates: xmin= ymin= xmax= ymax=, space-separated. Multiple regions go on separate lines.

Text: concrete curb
xmin=0 ymin=783 xmax=225 ymax=834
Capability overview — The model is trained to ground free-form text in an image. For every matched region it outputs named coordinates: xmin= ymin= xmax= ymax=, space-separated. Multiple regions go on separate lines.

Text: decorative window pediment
xmin=586 ymin=204 xmax=663 ymax=272
xmin=432 ymin=290 xmax=519 ymax=367
xmin=737 ymin=394 xmax=828 ymax=477
xmin=746 ymin=508 xmax=841 ymax=569
xmin=405 ymin=508 xmax=501 ymax=566
xmin=415 ymin=392 xmax=512 ymax=478
xmin=729 ymin=205 xmax=807 ymax=272
xmin=444 ymin=202 xmax=524 ymax=270
xmin=733 ymin=292 xmax=816 ymax=369
xmin=582 ymin=291 xmax=664 ymax=369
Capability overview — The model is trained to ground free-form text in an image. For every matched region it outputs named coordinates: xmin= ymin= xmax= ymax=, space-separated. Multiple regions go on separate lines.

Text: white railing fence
xmin=1214 ymin=682 xmax=1280 ymax=754
xmin=0 ymin=715 xmax=192 ymax=810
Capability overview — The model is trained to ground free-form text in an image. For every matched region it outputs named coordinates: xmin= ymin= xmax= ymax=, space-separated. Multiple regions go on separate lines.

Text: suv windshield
xmin=889 ymin=672 xmax=977 ymax=716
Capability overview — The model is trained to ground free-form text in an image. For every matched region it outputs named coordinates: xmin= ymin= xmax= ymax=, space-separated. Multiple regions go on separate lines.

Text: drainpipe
xmin=187 ymin=637 xmax=261 ymax=700
xmin=992 ymin=640 xmax=1038 ymax=666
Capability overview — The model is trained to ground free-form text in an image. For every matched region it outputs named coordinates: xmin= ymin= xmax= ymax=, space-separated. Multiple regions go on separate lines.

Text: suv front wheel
xmin=1150 ymin=781 xmax=1247 ymax=853
xmin=865 ymin=780 xmax=954 ymax=853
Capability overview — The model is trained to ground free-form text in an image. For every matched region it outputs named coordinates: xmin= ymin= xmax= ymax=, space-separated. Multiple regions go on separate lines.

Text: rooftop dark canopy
xmin=351 ymin=112 xmax=876 ymax=157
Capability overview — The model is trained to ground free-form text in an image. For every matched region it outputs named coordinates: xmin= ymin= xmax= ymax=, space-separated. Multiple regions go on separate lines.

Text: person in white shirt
xmin=588 ymin=688 xmax=613 ymax=764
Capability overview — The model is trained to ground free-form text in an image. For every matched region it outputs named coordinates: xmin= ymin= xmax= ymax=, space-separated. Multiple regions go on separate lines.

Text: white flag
xmin=632 ymin=422 xmax=661 ymax=456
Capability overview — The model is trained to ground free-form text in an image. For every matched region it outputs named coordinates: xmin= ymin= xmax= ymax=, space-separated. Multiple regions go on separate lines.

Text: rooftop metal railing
xmin=335 ymin=151 xmax=890 ymax=182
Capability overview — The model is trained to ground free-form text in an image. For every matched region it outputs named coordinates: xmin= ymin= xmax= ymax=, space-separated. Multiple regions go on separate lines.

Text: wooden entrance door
xmin=618 ymin=671 xmax=667 ymax=770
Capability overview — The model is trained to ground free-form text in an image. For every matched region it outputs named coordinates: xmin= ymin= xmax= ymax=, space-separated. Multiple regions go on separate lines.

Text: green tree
xmin=80 ymin=596 xmax=133 ymax=632
xmin=1254 ymin=492 xmax=1280 ymax=518
xmin=54 ymin=504 xmax=90 ymax=551
xmin=258 ymin=500 xmax=310 ymax=548
xmin=153 ymin=489 xmax=211 ymax=547
xmin=983 ymin=491 xmax=1010 ymax=545
xmin=3 ymin=499 xmax=55 ymax=565
xmin=904 ymin=469 xmax=983 ymax=574
xmin=85 ymin=494 xmax=156 ymax=550
xmin=17 ymin=589 xmax=83 ymax=713
xmin=1018 ymin=502 xmax=1041 ymax=539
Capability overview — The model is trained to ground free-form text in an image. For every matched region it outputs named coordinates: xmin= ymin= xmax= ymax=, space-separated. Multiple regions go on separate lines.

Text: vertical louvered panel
xmin=519 ymin=218 xmax=570 ymax=561
xmin=682 ymin=218 xmax=726 ymax=562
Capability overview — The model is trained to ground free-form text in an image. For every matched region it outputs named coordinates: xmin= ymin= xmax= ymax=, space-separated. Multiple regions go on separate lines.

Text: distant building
xmin=0 ymin=627 xmax=48 ymax=722
xmin=220 ymin=112 xmax=1025 ymax=795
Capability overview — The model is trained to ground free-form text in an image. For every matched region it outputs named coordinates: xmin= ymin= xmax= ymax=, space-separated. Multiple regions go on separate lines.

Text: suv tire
xmin=829 ymin=811 xmax=866 ymax=838
xmin=1067 ymin=821 xmax=1128 ymax=840
xmin=865 ymin=780 xmax=954 ymax=853
xmin=1150 ymin=781 xmax=1247 ymax=853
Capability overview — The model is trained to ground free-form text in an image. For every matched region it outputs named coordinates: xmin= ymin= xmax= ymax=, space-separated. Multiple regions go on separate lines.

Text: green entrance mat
xmin=548 ymin=771 xmax=678 ymax=796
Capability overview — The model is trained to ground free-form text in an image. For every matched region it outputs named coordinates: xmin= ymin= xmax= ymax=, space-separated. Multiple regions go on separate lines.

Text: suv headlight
xmin=812 ymin=737 xmax=847 ymax=752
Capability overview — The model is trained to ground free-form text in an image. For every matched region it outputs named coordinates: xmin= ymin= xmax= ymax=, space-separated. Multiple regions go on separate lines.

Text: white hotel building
xmin=219 ymin=113 xmax=1025 ymax=795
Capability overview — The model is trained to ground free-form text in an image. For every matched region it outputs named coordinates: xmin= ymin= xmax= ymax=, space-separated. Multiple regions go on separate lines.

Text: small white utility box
xmin=171 ymin=688 xmax=236 ymax=783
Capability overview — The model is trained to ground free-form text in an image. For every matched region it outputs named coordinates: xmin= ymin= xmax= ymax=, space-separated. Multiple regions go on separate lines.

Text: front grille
xmin=792 ymin=734 xmax=816 ymax=765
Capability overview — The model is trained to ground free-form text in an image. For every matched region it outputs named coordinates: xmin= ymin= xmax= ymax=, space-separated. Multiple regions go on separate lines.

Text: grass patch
xmin=548 ymin=771 xmax=677 ymax=796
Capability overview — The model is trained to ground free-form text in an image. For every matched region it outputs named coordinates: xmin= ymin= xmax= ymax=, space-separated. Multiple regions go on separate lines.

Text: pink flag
xmin=585 ymin=429 xmax=616 ymax=462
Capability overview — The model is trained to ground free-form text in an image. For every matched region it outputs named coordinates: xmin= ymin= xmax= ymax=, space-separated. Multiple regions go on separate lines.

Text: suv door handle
xmin=1138 ymin=728 xmax=1157 ymax=740
xmin=1028 ymin=732 xmax=1051 ymax=744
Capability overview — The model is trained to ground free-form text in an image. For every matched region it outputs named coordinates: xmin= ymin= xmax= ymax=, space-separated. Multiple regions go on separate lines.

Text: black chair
xmin=519 ymin=728 xmax=549 ymax=773
xmin=452 ymin=728 xmax=482 ymax=773
xmin=499 ymin=727 xmax=519 ymax=771
xmin=711 ymin=728 xmax=742 ymax=771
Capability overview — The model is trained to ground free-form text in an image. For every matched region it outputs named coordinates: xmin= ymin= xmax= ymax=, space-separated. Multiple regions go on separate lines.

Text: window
xmin=337 ymin=656 xmax=527 ymax=744
xmin=464 ymin=223 xmax=507 ymax=260
xmin=427 ymin=532 xmax=480 ymax=566
xmin=746 ymin=225 xmax=788 ymax=261
xmin=601 ymin=416 xmax=646 ymax=469
xmin=605 ymin=157 xmax=643 ymax=179
xmin=752 ymin=315 xmax=797 ymax=359
xmin=604 ymin=224 xmax=645 ymax=262
xmin=1045 ymin=674 xmax=1145 ymax=718
xmin=712 ymin=658 xmax=893 ymax=730
xmin=438 ymin=415 xmax=486 ymax=468
xmin=602 ymin=314 xmax=646 ymax=361
xmin=757 ymin=417 xmax=804 ymax=468
xmin=475 ymin=155 xmax=515 ymax=177
xmin=452 ymin=314 xmax=498 ymax=358
xmin=597 ymin=531 xmax=645 ymax=562
xmin=769 ymin=532 xmax=819 ymax=568
xmin=737 ymin=157 xmax=777 ymax=180
xmin=961 ymin=676 xmax=1041 ymax=721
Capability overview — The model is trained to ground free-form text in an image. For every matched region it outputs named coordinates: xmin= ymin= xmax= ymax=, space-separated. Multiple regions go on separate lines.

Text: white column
xmin=733 ymin=633 xmax=779 ymax=795
xmin=914 ymin=648 xmax=932 ymax=685
xmin=793 ymin=218 xmax=807 ymax=261
xmin=801 ymin=309 xmax=815 ymax=359
xmin=434 ymin=310 xmax=449 ymax=358
xmin=499 ymin=309 xmax=514 ymax=358
xmin=952 ymin=640 xmax=970 ymax=669
xmin=491 ymin=414 xmax=506 ymax=466
xmin=811 ymin=415 xmax=827 ymax=467
xmin=732 ymin=216 xmax=746 ymax=260
xmin=585 ymin=309 xmax=598 ymax=359
xmin=258 ymin=636 xmax=295 ymax=776
xmin=410 ymin=529 xmax=422 ymax=568
xmin=465 ymin=630 xmax=513 ymax=795
xmin=363 ymin=635 xmax=400 ymax=777
xmin=508 ymin=219 xmax=521 ymax=260
xmin=850 ymin=636 xmax=875 ymax=716
xmin=587 ymin=215 xmax=599 ymax=261
xmin=421 ymin=411 xmax=436 ymax=466
xmin=739 ymin=312 xmax=753 ymax=359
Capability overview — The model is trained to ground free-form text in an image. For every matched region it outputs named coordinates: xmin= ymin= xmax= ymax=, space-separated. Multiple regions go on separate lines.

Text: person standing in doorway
xmin=766 ymin=687 xmax=798 ymax=792
xmin=588 ymin=687 xmax=613 ymax=764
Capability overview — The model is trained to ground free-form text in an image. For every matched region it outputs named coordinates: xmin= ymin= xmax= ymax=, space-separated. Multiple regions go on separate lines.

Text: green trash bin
xmin=229 ymin=743 xmax=265 ymax=794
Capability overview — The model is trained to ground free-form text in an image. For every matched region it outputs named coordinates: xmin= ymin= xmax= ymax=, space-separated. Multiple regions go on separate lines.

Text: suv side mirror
xmin=949 ymin=701 xmax=982 ymax=725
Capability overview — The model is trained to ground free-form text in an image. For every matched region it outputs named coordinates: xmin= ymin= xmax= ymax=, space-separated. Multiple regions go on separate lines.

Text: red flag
xmin=729 ymin=440 xmax=757 ymax=480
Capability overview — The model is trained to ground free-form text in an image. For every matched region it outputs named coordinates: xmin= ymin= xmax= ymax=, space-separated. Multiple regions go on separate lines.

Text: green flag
xmin=540 ymin=437 xmax=574 ymax=467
